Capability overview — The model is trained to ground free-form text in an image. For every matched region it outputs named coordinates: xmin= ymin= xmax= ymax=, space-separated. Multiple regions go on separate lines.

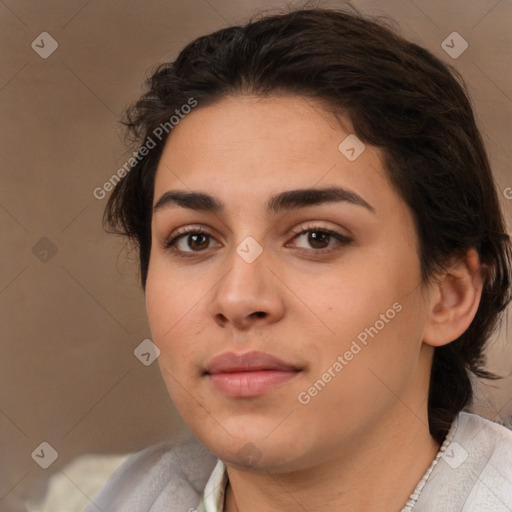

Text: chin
xmin=195 ymin=426 xmax=313 ymax=474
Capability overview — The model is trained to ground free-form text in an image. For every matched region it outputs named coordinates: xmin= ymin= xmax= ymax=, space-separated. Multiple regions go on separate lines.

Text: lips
xmin=204 ymin=350 xmax=300 ymax=374
xmin=204 ymin=351 xmax=302 ymax=398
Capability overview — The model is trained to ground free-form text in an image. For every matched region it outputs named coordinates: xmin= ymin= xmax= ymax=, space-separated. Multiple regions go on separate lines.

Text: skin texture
xmin=145 ymin=95 xmax=483 ymax=511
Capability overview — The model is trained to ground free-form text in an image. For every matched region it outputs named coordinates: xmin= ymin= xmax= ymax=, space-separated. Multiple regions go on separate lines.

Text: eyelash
xmin=163 ymin=224 xmax=353 ymax=258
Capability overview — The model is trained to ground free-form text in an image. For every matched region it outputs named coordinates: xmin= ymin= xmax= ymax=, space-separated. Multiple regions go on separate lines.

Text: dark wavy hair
xmin=103 ymin=5 xmax=512 ymax=444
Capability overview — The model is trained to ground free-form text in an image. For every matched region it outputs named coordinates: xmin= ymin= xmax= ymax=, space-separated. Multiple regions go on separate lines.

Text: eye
xmin=287 ymin=225 xmax=352 ymax=253
xmin=163 ymin=226 xmax=221 ymax=255
xmin=163 ymin=224 xmax=352 ymax=257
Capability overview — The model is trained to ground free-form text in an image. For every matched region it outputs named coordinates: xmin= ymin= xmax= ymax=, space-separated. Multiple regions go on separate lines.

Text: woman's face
xmin=146 ymin=94 xmax=435 ymax=471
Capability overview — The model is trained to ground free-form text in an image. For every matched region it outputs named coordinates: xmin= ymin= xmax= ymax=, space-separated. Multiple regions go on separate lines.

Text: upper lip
xmin=204 ymin=350 xmax=301 ymax=374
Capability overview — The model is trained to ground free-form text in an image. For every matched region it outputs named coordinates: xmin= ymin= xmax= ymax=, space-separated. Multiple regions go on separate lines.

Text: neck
xmin=223 ymin=410 xmax=441 ymax=512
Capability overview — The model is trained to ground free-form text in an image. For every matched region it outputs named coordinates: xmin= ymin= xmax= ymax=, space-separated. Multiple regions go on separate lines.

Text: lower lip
xmin=207 ymin=370 xmax=300 ymax=397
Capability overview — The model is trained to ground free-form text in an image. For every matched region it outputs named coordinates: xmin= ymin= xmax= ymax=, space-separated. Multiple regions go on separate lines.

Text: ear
xmin=423 ymin=249 xmax=483 ymax=347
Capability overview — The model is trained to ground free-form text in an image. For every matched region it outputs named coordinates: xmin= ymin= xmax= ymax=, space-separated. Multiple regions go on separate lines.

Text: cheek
xmin=145 ymin=260 xmax=204 ymax=355
xmin=145 ymin=268 xmax=209 ymax=405
xmin=292 ymin=257 xmax=407 ymax=338
xmin=299 ymin=243 xmax=425 ymax=368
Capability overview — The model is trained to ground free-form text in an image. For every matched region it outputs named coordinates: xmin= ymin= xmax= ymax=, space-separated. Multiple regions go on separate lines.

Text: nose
xmin=207 ymin=244 xmax=285 ymax=331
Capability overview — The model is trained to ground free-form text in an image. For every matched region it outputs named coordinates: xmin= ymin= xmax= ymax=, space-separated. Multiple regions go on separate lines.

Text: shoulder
xmin=85 ymin=434 xmax=218 ymax=512
xmin=457 ymin=409 xmax=512 ymax=438
xmin=415 ymin=411 xmax=512 ymax=512
xmin=455 ymin=411 xmax=512 ymax=510
xmin=456 ymin=410 xmax=512 ymax=470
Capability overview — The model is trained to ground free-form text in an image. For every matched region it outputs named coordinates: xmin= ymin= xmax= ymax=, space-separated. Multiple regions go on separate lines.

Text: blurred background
xmin=1 ymin=0 xmax=511 ymax=510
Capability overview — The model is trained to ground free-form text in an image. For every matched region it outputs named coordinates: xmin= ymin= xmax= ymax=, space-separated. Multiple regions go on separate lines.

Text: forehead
xmin=152 ymin=94 xmax=392 ymax=213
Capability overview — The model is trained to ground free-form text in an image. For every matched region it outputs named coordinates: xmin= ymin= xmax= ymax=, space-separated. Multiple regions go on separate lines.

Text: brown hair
xmin=104 ymin=6 xmax=512 ymax=444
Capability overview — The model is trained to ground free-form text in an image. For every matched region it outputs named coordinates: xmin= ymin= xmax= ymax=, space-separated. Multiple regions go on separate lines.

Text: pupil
xmin=190 ymin=234 xmax=208 ymax=250
xmin=309 ymin=232 xmax=329 ymax=249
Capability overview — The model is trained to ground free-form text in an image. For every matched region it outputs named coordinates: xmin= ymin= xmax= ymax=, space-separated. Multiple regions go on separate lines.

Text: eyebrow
xmin=153 ymin=186 xmax=375 ymax=215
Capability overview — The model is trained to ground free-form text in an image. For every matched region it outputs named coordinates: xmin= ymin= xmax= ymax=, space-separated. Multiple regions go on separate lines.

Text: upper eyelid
xmin=168 ymin=222 xmax=347 ymax=240
xmin=289 ymin=222 xmax=349 ymax=236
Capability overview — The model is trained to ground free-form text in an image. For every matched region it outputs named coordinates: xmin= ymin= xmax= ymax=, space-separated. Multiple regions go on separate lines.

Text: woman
xmin=87 ymin=6 xmax=512 ymax=511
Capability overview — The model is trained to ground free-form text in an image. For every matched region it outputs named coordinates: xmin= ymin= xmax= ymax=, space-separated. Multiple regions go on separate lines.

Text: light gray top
xmin=86 ymin=411 xmax=512 ymax=512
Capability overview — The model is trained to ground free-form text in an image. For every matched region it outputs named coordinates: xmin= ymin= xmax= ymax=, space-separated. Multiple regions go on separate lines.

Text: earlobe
xmin=423 ymin=249 xmax=483 ymax=347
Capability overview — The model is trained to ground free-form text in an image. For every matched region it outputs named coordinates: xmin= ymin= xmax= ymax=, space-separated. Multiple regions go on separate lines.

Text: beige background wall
xmin=1 ymin=0 xmax=511 ymax=510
